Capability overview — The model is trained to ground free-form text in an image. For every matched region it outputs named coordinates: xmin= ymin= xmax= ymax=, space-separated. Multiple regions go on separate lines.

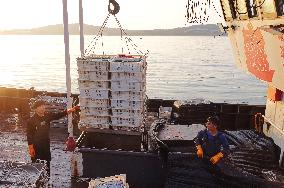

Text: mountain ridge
xmin=0 ymin=23 xmax=224 ymax=36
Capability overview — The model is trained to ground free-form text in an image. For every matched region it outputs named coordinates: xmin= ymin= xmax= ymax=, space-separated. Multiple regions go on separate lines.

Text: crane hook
xmin=108 ymin=0 xmax=120 ymax=15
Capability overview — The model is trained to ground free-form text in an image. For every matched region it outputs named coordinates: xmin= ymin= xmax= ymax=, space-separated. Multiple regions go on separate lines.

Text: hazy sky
xmin=0 ymin=0 xmax=224 ymax=30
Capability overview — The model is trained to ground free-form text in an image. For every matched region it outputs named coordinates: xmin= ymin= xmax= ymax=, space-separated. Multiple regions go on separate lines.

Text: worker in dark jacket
xmin=27 ymin=100 xmax=79 ymax=176
xmin=195 ymin=116 xmax=230 ymax=165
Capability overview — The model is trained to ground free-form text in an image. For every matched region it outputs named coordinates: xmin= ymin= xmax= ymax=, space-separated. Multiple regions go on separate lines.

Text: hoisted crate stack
xmin=77 ymin=56 xmax=111 ymax=129
xmin=110 ymin=55 xmax=147 ymax=132
xmin=77 ymin=54 xmax=147 ymax=132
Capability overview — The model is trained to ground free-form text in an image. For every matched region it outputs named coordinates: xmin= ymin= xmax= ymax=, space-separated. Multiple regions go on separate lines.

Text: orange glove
xmin=196 ymin=145 xmax=203 ymax=158
xmin=210 ymin=152 xmax=224 ymax=164
xmin=67 ymin=105 xmax=80 ymax=114
xmin=74 ymin=105 xmax=80 ymax=110
xmin=28 ymin=144 xmax=35 ymax=158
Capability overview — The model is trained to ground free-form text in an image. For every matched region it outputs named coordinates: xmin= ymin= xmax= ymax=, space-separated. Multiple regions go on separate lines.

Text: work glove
xmin=196 ymin=145 xmax=203 ymax=158
xmin=210 ymin=152 xmax=224 ymax=164
xmin=67 ymin=105 xmax=80 ymax=114
xmin=28 ymin=144 xmax=35 ymax=158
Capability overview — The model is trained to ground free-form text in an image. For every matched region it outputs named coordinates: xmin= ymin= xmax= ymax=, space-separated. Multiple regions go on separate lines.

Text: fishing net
xmin=165 ymin=130 xmax=284 ymax=188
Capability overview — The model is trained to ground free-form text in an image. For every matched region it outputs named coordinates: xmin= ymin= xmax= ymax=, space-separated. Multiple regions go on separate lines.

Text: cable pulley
xmin=108 ymin=0 xmax=120 ymax=15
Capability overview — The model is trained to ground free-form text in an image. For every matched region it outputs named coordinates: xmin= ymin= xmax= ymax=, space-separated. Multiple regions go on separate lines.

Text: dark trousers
xmin=31 ymin=144 xmax=51 ymax=176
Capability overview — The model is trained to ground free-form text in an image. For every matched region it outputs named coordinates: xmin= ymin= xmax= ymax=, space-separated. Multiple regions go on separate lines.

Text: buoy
xmin=65 ymin=137 xmax=76 ymax=151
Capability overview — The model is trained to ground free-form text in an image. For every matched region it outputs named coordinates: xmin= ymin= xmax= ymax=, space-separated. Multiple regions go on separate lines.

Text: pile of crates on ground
xmin=77 ymin=54 xmax=147 ymax=132
xmin=0 ymin=161 xmax=49 ymax=187
xmin=88 ymin=174 xmax=129 ymax=188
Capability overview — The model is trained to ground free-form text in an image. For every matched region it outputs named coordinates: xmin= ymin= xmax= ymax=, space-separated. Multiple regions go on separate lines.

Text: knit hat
xmin=33 ymin=100 xmax=46 ymax=109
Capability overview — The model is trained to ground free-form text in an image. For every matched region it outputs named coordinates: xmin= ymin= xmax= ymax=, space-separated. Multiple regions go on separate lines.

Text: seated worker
xmin=194 ymin=116 xmax=230 ymax=165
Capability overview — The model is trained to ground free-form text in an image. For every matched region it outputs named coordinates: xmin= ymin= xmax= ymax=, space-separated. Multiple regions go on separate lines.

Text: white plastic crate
xmin=80 ymin=115 xmax=110 ymax=125
xmin=79 ymin=97 xmax=109 ymax=108
xmin=110 ymin=61 xmax=145 ymax=73
xmin=81 ymin=107 xmax=110 ymax=116
xmin=110 ymin=55 xmax=145 ymax=63
xmin=111 ymin=91 xmax=145 ymax=100
xmin=77 ymin=60 xmax=109 ymax=72
xmin=78 ymin=71 xmax=109 ymax=81
xmin=77 ymin=54 xmax=147 ymax=131
xmin=78 ymin=80 xmax=109 ymax=90
xmin=112 ymin=109 xmax=143 ymax=118
xmin=78 ymin=122 xmax=109 ymax=130
xmin=111 ymin=72 xmax=145 ymax=82
xmin=111 ymin=100 xmax=144 ymax=110
xmin=159 ymin=106 xmax=172 ymax=119
xmin=111 ymin=81 xmax=145 ymax=91
xmin=88 ymin=174 xmax=128 ymax=188
xmin=111 ymin=117 xmax=143 ymax=127
xmin=79 ymin=89 xmax=109 ymax=99
xmin=85 ymin=54 xmax=114 ymax=59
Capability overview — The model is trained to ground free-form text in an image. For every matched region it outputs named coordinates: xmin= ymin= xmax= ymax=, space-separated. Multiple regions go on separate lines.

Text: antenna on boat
xmin=79 ymin=0 xmax=84 ymax=57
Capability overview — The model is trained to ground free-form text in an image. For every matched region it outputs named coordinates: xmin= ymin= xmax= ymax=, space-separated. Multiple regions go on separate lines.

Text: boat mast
xmin=79 ymin=0 xmax=84 ymax=57
xmin=62 ymin=0 xmax=73 ymax=138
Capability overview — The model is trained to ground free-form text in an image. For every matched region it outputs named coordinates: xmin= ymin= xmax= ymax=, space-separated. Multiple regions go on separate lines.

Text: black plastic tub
xmin=79 ymin=148 xmax=167 ymax=188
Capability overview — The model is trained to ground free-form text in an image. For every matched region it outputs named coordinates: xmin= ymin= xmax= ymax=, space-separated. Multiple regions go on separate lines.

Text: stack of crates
xmin=77 ymin=55 xmax=111 ymax=129
xmin=77 ymin=54 xmax=147 ymax=132
xmin=88 ymin=174 xmax=129 ymax=188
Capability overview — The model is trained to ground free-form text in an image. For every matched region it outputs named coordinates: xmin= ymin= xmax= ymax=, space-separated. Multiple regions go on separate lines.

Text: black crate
xmin=80 ymin=148 xmax=167 ymax=188
xmin=220 ymin=113 xmax=238 ymax=130
xmin=80 ymin=130 xmax=142 ymax=151
xmin=235 ymin=114 xmax=251 ymax=130
xmin=221 ymin=104 xmax=239 ymax=113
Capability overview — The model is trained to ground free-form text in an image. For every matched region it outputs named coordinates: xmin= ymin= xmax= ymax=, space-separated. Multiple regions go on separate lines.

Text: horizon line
xmin=0 ymin=23 xmax=218 ymax=32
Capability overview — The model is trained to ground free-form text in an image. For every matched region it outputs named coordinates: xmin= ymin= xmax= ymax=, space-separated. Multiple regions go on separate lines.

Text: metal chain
xmin=85 ymin=13 xmax=111 ymax=56
xmin=85 ymin=13 xmax=148 ymax=57
xmin=186 ymin=0 xmax=210 ymax=24
xmin=185 ymin=0 xmax=223 ymax=24
xmin=113 ymin=15 xmax=147 ymax=56
xmin=212 ymin=2 xmax=223 ymax=18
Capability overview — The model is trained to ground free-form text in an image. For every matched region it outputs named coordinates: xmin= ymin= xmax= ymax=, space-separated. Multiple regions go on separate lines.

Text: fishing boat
xmin=67 ymin=0 xmax=284 ymax=187
xmin=0 ymin=0 xmax=284 ymax=187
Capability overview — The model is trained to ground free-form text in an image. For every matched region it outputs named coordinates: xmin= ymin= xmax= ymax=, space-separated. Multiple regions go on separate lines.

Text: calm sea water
xmin=0 ymin=35 xmax=266 ymax=104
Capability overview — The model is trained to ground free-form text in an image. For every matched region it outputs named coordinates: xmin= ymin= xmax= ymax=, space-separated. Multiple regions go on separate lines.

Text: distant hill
xmin=0 ymin=23 xmax=224 ymax=36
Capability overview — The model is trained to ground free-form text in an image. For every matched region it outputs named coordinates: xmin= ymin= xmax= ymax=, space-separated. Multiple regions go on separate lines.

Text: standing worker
xmin=195 ymin=116 xmax=230 ymax=165
xmin=26 ymin=100 xmax=79 ymax=176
